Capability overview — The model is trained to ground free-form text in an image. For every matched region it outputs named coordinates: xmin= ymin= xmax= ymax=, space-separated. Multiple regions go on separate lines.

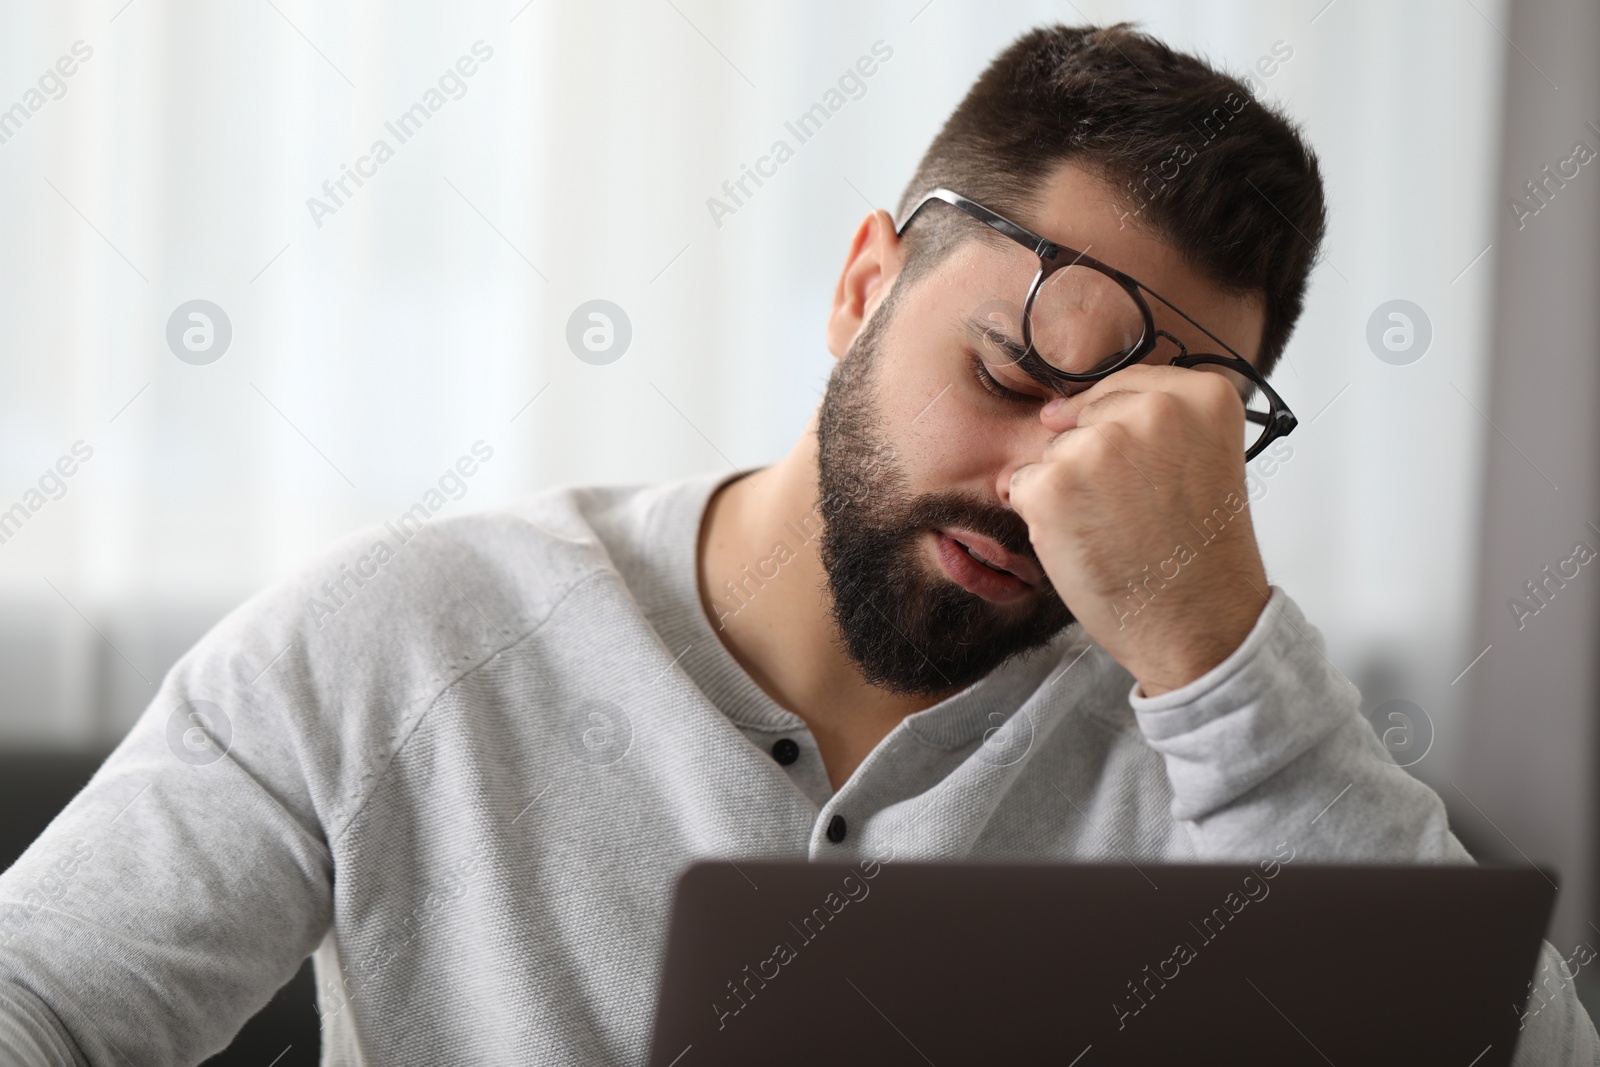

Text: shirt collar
xmin=628 ymin=468 xmax=1078 ymax=749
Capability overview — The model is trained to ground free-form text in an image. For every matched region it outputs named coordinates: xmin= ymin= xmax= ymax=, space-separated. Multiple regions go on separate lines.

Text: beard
xmin=814 ymin=290 xmax=1077 ymax=698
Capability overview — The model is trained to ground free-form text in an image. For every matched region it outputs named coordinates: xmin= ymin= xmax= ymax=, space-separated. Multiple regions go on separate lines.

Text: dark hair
xmin=894 ymin=23 xmax=1326 ymax=377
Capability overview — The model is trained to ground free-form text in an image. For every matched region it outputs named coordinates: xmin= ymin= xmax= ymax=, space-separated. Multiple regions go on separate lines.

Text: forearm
xmin=0 ymin=658 xmax=334 ymax=1064
xmin=1131 ymin=587 xmax=1598 ymax=1063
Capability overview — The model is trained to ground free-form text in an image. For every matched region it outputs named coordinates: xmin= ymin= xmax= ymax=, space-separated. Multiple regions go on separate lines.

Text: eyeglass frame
xmin=893 ymin=187 xmax=1297 ymax=461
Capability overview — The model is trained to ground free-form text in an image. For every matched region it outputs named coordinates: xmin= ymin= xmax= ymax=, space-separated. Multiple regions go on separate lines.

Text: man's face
xmin=816 ymin=162 xmax=1266 ymax=697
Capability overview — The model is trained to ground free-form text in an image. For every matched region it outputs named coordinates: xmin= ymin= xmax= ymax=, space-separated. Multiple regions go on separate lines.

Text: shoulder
xmin=150 ymin=480 xmax=680 ymax=824
xmin=237 ymin=480 xmax=658 ymax=666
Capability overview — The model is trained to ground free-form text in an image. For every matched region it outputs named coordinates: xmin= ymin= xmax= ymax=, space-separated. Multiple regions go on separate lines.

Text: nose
xmin=995 ymin=450 xmax=1043 ymax=507
xmin=996 ymin=462 xmax=1015 ymax=506
xmin=995 ymin=397 xmax=1083 ymax=506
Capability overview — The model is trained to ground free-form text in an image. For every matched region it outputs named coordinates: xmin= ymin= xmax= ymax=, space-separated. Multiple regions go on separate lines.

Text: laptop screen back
xmin=646 ymin=860 xmax=1554 ymax=1066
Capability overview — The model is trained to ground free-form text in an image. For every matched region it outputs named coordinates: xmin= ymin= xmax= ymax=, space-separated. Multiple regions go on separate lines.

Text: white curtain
xmin=0 ymin=0 xmax=1506 ymax=801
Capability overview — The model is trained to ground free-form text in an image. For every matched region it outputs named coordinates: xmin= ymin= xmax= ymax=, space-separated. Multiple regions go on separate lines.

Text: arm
xmin=1130 ymin=586 xmax=1599 ymax=1066
xmin=0 ymin=590 xmax=337 ymax=1063
xmin=1008 ymin=364 xmax=1598 ymax=1065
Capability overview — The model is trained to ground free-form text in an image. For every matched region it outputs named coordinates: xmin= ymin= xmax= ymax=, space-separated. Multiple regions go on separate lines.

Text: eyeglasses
xmin=894 ymin=188 xmax=1297 ymax=461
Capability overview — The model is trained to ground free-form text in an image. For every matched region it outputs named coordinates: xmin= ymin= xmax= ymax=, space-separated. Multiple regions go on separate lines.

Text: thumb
xmin=1039 ymin=394 xmax=1082 ymax=433
xmin=1006 ymin=460 xmax=1045 ymax=517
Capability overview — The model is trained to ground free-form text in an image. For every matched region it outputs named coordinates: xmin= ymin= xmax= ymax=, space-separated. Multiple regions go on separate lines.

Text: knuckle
xmin=1024 ymin=459 xmax=1078 ymax=502
xmin=1146 ymin=390 xmax=1181 ymax=416
xmin=1197 ymin=371 xmax=1241 ymax=412
xmin=1089 ymin=422 xmax=1132 ymax=457
xmin=1041 ymin=430 xmax=1079 ymax=462
xmin=1138 ymin=391 xmax=1180 ymax=428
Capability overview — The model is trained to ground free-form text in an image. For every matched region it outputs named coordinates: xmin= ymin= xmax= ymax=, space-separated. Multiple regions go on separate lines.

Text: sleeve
xmin=0 ymin=581 xmax=337 ymax=1064
xmin=1127 ymin=584 xmax=1599 ymax=1067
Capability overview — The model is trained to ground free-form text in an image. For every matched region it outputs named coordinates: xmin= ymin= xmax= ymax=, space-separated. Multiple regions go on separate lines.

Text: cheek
xmin=868 ymin=308 xmax=1052 ymax=491
xmin=886 ymin=384 xmax=1042 ymax=491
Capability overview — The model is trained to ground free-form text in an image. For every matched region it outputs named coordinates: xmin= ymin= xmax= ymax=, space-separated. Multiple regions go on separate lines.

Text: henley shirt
xmin=0 ymin=470 xmax=1594 ymax=1064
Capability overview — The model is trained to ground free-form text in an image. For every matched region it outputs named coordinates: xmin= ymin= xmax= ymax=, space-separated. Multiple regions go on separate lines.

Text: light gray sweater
xmin=0 ymin=472 xmax=1593 ymax=1064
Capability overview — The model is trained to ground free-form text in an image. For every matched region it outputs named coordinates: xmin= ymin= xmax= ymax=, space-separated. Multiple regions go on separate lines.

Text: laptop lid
xmin=646 ymin=860 xmax=1555 ymax=1066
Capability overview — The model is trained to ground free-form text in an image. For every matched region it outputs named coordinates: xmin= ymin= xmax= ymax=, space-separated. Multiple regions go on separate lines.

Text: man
xmin=0 ymin=22 xmax=1592 ymax=1065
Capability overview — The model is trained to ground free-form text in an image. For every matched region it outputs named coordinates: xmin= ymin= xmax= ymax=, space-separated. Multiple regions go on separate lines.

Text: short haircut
xmin=893 ymin=23 xmax=1327 ymax=377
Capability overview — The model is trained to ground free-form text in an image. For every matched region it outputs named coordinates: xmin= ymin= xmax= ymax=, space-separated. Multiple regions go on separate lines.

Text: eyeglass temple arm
xmin=905 ymin=190 xmax=1257 ymax=364
xmin=895 ymin=188 xmax=1058 ymax=259
xmin=901 ymin=188 xmax=1283 ymax=424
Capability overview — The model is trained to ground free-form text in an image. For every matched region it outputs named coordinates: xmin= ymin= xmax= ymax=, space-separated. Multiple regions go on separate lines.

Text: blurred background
xmin=0 ymin=0 xmax=1595 ymax=1058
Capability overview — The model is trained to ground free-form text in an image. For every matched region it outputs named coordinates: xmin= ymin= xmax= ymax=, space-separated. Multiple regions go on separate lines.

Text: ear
xmin=826 ymin=209 xmax=903 ymax=361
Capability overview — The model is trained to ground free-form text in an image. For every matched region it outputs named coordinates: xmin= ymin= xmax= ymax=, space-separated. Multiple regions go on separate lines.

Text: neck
xmin=696 ymin=415 xmax=947 ymax=788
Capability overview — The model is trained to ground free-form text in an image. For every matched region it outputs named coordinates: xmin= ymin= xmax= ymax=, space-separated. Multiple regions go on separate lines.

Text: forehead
xmin=946 ymin=161 xmax=1266 ymax=365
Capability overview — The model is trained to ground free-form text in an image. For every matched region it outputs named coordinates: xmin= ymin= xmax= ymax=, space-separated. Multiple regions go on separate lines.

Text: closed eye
xmin=968 ymin=351 xmax=1044 ymax=405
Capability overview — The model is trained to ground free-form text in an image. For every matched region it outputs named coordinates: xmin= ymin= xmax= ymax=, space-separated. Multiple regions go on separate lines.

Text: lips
xmin=931 ymin=527 xmax=1042 ymax=603
xmin=943 ymin=527 xmax=1043 ymax=583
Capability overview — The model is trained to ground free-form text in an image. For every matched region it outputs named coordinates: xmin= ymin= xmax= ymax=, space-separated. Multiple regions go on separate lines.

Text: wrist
xmin=1131 ymin=575 xmax=1271 ymax=698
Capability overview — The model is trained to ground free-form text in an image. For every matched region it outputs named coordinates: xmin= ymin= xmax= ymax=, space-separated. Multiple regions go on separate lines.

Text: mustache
xmin=900 ymin=492 xmax=1041 ymax=565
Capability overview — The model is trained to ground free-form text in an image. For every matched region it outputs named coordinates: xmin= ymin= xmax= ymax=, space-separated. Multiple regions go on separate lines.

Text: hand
xmin=1007 ymin=364 xmax=1272 ymax=697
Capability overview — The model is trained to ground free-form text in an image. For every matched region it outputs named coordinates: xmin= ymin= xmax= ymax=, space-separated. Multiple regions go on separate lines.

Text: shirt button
xmin=826 ymin=814 xmax=847 ymax=843
xmin=771 ymin=738 xmax=800 ymax=766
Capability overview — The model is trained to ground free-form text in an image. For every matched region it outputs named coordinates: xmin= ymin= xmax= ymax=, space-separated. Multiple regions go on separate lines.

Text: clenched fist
xmin=1007 ymin=364 xmax=1272 ymax=697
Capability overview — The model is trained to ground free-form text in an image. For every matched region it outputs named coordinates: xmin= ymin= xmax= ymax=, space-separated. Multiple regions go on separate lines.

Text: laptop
xmin=645 ymin=859 xmax=1555 ymax=1066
